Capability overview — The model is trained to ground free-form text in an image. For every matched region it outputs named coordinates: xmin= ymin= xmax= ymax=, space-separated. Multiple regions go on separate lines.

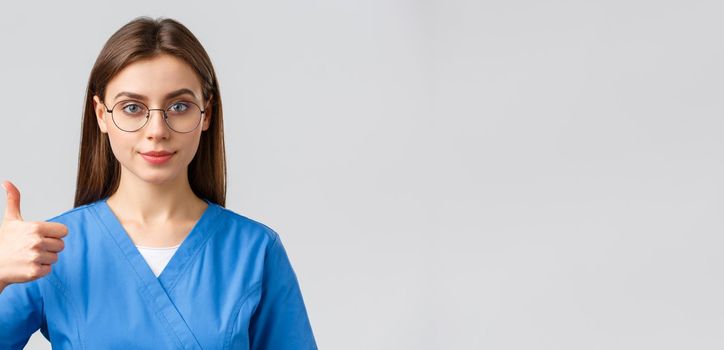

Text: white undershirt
xmin=135 ymin=243 xmax=181 ymax=277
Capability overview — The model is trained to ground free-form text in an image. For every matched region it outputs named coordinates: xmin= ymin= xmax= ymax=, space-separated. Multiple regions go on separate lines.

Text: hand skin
xmin=0 ymin=181 xmax=68 ymax=295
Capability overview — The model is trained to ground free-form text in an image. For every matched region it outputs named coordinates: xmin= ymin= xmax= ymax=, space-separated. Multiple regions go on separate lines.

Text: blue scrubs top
xmin=0 ymin=198 xmax=318 ymax=349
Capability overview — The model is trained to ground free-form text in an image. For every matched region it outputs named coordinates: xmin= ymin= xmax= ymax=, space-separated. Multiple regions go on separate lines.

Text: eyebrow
xmin=113 ymin=88 xmax=198 ymax=103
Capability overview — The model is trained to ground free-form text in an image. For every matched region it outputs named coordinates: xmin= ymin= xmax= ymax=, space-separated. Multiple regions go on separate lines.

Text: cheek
xmin=179 ymin=134 xmax=203 ymax=161
xmin=106 ymin=130 xmax=137 ymax=160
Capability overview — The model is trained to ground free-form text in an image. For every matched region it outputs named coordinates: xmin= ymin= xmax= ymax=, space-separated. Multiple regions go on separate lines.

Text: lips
xmin=139 ymin=150 xmax=176 ymax=165
xmin=141 ymin=150 xmax=175 ymax=157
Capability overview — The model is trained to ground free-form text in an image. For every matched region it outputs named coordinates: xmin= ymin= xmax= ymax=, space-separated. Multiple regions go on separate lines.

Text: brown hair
xmin=74 ymin=16 xmax=226 ymax=208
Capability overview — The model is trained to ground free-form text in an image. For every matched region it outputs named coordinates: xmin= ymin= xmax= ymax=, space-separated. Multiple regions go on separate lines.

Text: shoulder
xmin=44 ymin=200 xmax=102 ymax=225
xmin=207 ymin=203 xmax=281 ymax=246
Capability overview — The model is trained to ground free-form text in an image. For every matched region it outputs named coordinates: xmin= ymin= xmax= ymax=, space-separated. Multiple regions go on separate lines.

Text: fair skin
xmin=92 ymin=53 xmax=212 ymax=248
xmin=0 ymin=53 xmax=212 ymax=293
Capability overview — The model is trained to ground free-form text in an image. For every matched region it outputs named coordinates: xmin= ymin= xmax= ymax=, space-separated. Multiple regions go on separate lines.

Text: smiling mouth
xmin=139 ymin=151 xmax=176 ymax=165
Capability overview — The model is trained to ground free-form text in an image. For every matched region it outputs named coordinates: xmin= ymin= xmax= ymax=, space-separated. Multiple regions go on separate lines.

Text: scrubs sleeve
xmin=249 ymin=233 xmax=318 ymax=350
xmin=0 ymin=280 xmax=45 ymax=349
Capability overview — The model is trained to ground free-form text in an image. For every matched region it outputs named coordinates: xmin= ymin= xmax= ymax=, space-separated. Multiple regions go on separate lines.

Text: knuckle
xmin=30 ymin=236 xmax=43 ymax=248
xmin=28 ymin=250 xmax=41 ymax=263
xmin=27 ymin=222 xmax=41 ymax=233
xmin=26 ymin=265 xmax=42 ymax=279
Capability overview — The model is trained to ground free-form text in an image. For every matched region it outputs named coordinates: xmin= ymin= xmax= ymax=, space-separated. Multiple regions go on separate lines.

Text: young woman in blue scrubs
xmin=0 ymin=16 xmax=318 ymax=349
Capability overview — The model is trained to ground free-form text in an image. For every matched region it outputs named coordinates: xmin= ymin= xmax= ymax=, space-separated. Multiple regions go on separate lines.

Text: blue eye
xmin=121 ymin=103 xmax=145 ymax=115
xmin=169 ymin=102 xmax=189 ymax=113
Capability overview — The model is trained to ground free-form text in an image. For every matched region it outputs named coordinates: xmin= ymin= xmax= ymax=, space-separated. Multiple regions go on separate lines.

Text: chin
xmin=140 ymin=170 xmax=182 ymax=185
xmin=141 ymin=175 xmax=174 ymax=185
xmin=123 ymin=164 xmax=181 ymax=185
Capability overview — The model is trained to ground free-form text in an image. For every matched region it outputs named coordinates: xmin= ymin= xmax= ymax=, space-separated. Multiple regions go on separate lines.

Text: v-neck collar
xmin=90 ymin=198 xmax=222 ymax=349
xmin=93 ymin=197 xmax=222 ymax=292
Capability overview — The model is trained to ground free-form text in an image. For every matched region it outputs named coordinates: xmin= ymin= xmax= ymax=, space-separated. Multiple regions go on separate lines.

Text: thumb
xmin=2 ymin=181 xmax=22 ymax=221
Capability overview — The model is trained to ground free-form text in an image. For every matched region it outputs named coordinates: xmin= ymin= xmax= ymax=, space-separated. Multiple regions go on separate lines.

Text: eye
xmin=169 ymin=102 xmax=190 ymax=113
xmin=121 ymin=103 xmax=145 ymax=115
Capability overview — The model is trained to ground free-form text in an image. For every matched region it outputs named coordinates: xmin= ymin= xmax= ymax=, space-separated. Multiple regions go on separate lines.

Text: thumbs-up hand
xmin=0 ymin=181 xmax=68 ymax=292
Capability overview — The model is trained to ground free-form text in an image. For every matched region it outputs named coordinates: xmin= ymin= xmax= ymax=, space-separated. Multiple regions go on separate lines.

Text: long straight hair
xmin=74 ymin=16 xmax=226 ymax=208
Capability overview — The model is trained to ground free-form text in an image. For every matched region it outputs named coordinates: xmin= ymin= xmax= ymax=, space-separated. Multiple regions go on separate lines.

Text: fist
xmin=0 ymin=181 xmax=68 ymax=289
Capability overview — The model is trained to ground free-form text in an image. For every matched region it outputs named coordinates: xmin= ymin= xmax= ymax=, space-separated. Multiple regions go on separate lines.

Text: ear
xmin=93 ymin=95 xmax=109 ymax=134
xmin=201 ymin=96 xmax=213 ymax=132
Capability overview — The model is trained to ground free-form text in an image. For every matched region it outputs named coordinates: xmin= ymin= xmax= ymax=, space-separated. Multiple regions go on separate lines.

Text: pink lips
xmin=140 ymin=150 xmax=175 ymax=165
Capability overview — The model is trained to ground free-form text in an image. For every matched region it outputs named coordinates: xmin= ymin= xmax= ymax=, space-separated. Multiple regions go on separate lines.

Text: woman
xmin=0 ymin=16 xmax=317 ymax=349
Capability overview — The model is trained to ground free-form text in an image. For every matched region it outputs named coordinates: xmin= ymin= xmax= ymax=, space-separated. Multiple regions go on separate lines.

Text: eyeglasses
xmin=101 ymin=99 xmax=207 ymax=133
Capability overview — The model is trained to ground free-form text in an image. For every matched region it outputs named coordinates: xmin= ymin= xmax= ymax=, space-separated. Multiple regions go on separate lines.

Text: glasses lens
xmin=112 ymin=101 xmax=149 ymax=131
xmin=165 ymin=101 xmax=203 ymax=133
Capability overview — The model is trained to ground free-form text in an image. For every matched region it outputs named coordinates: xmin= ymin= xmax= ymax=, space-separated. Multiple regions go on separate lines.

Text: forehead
xmin=105 ymin=54 xmax=202 ymax=102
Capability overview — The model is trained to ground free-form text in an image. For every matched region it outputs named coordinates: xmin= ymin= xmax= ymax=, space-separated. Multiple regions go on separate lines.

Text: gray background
xmin=1 ymin=0 xmax=722 ymax=349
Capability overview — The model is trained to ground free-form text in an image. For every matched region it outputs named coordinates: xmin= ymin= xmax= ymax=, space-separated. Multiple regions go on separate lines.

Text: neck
xmin=106 ymin=166 xmax=206 ymax=225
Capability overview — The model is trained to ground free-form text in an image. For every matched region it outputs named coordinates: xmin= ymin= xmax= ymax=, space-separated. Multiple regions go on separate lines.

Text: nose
xmin=144 ymin=109 xmax=170 ymax=140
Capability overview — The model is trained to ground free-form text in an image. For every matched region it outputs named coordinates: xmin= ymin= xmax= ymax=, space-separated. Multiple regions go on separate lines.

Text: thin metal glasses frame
xmin=101 ymin=99 xmax=207 ymax=133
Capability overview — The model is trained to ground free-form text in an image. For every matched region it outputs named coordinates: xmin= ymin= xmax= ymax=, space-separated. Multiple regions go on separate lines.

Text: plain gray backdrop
xmin=1 ymin=0 xmax=723 ymax=349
